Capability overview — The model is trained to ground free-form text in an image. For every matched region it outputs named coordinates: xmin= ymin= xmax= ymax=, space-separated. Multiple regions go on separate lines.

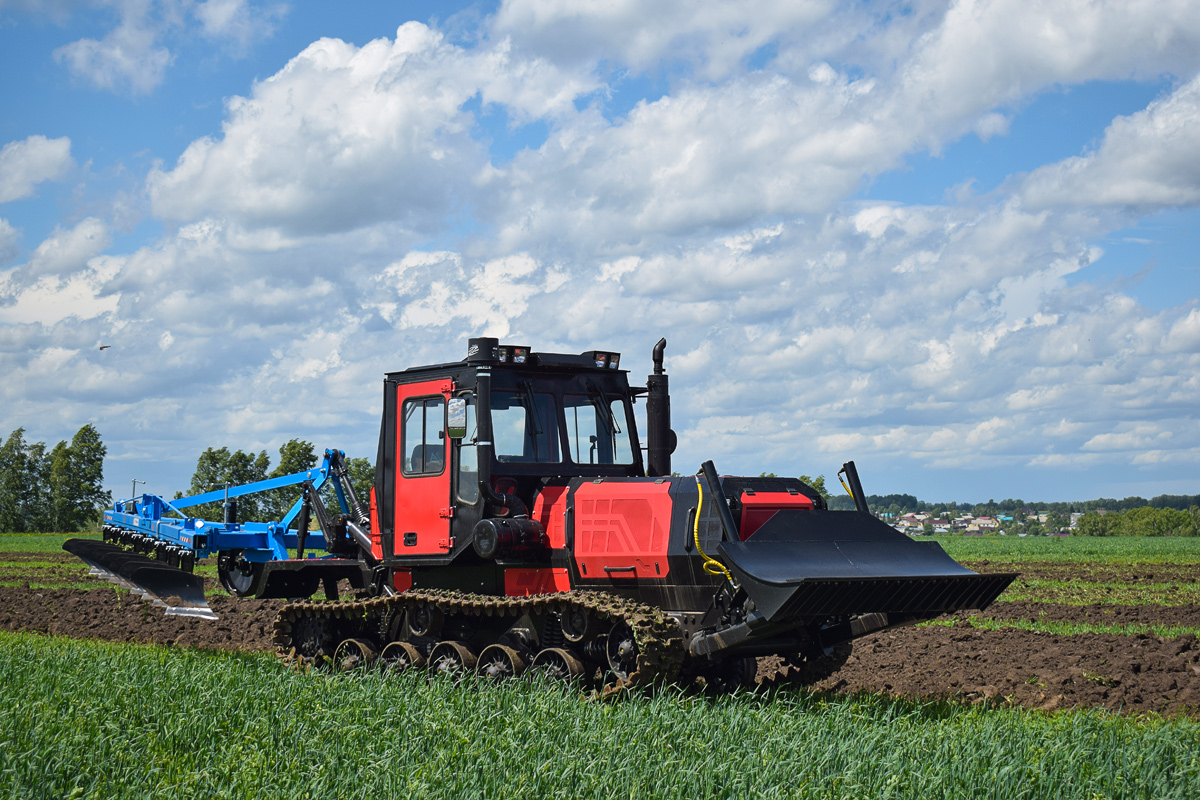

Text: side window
xmin=457 ymin=398 xmax=479 ymax=503
xmin=402 ymin=396 xmax=446 ymax=475
xmin=564 ymin=394 xmax=634 ymax=465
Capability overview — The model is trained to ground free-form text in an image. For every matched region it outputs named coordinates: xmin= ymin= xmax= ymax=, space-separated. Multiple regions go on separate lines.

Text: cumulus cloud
xmin=193 ymin=0 xmax=285 ymax=52
xmin=893 ymin=0 xmax=1200 ymax=145
xmin=1021 ymin=75 xmax=1200 ymax=208
xmin=53 ymin=2 xmax=174 ymax=94
xmin=0 ymin=219 xmax=17 ymax=265
xmin=6 ymin=1 xmax=1200 ymax=498
xmin=147 ymin=25 xmax=492 ymax=236
xmin=22 ymin=217 xmax=112 ymax=277
xmin=0 ymin=135 xmax=74 ymax=204
xmin=491 ymin=0 xmax=831 ymax=78
xmin=49 ymin=0 xmax=285 ymax=94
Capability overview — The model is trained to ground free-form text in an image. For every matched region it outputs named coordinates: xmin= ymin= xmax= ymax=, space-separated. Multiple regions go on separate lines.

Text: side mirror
xmin=446 ymin=398 xmax=468 ymax=439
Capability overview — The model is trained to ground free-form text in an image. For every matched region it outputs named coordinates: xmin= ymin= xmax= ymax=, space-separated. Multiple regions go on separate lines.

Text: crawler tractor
xmin=66 ymin=338 xmax=1015 ymax=688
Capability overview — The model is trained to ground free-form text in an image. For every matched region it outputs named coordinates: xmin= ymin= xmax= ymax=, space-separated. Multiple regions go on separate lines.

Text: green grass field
xmin=0 ymin=532 xmax=100 ymax=553
xmin=1 ymin=631 xmax=1197 ymax=800
xmin=934 ymin=534 xmax=1200 ymax=564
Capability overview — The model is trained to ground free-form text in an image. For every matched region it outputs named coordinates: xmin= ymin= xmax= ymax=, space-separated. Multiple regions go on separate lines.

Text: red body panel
xmin=573 ymin=481 xmax=672 ymax=579
xmin=368 ymin=486 xmax=384 ymax=561
xmin=392 ymin=570 xmax=413 ymax=592
xmin=531 ymin=485 xmax=569 ymax=549
xmin=738 ymin=491 xmax=813 ymax=539
xmin=393 ymin=379 xmax=454 ymax=556
xmin=504 ymin=567 xmax=571 ymax=596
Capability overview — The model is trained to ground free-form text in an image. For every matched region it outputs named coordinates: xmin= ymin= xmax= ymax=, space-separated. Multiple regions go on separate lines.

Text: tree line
xmin=1072 ymin=506 xmax=1200 ymax=537
xmin=0 ymin=425 xmax=110 ymax=533
xmin=178 ymin=439 xmax=373 ymax=524
xmin=826 ymin=492 xmax=1200 ymax=517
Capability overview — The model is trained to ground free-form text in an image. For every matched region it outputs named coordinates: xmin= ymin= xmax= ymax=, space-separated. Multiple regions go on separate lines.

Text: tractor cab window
xmin=402 ymin=396 xmax=446 ymax=475
xmin=457 ymin=397 xmax=479 ymax=503
xmin=492 ymin=389 xmax=560 ymax=462
xmin=564 ymin=394 xmax=634 ymax=465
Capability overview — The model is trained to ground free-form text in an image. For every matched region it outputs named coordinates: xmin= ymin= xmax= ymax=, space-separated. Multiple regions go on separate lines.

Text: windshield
xmin=492 ymin=390 xmax=560 ymax=462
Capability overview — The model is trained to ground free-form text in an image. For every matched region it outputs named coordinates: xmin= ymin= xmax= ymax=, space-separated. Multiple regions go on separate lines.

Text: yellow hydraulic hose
xmin=694 ymin=477 xmax=733 ymax=581
xmin=839 ymin=476 xmax=855 ymax=501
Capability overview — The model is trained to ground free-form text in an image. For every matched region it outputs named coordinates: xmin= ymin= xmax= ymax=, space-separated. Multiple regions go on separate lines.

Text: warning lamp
xmin=495 ymin=345 xmax=531 ymax=364
xmin=592 ymin=351 xmax=621 ymax=369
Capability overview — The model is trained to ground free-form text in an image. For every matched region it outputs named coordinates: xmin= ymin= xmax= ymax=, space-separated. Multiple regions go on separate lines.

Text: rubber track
xmin=273 ymin=590 xmax=686 ymax=688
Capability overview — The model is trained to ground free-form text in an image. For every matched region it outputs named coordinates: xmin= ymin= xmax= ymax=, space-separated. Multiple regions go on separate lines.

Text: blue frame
xmin=101 ymin=449 xmax=350 ymax=563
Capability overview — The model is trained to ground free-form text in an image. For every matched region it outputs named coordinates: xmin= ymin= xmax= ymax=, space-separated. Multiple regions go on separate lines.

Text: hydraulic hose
xmin=693 ymin=476 xmax=732 ymax=581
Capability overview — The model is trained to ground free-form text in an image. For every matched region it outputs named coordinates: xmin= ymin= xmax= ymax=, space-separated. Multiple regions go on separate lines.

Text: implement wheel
xmin=217 ymin=550 xmax=262 ymax=597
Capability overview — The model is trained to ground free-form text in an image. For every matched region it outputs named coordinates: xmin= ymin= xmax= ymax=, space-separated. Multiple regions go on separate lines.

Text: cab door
xmin=393 ymin=379 xmax=453 ymax=556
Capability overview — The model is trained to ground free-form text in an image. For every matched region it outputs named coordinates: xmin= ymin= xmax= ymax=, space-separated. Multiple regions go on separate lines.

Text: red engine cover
xmin=573 ymin=481 xmax=672 ymax=579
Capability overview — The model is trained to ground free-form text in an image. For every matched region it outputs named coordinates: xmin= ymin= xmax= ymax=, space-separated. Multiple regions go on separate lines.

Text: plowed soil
xmin=3 ymin=551 xmax=1199 ymax=715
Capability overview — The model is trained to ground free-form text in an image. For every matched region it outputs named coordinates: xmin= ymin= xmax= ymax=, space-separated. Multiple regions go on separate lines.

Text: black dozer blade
xmin=63 ymin=538 xmax=217 ymax=621
xmin=718 ymin=510 xmax=1017 ymax=626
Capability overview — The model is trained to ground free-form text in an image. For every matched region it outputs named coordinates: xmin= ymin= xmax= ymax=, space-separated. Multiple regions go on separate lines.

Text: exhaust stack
xmin=646 ymin=338 xmax=675 ymax=477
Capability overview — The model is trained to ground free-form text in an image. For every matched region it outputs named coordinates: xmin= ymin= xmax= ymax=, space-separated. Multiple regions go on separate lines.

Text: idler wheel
xmin=408 ymin=604 xmax=444 ymax=638
xmin=605 ymin=622 xmax=638 ymax=681
xmin=477 ymin=644 xmax=526 ymax=679
xmin=560 ymin=606 xmax=597 ymax=643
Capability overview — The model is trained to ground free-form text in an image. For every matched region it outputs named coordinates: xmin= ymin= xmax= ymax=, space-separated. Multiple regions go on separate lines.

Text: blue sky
xmin=1 ymin=0 xmax=1198 ymax=506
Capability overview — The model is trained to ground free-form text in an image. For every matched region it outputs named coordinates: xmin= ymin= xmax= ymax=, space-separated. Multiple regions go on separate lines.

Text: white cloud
xmin=193 ymin=0 xmax=284 ymax=52
xmin=491 ymin=0 xmax=832 ymax=79
xmin=0 ymin=135 xmax=74 ymax=204
xmin=893 ymin=0 xmax=1200 ymax=146
xmin=0 ymin=218 xmax=17 ymax=265
xmin=23 ymin=217 xmax=111 ymax=277
xmin=147 ymin=25 xmax=493 ymax=236
xmin=49 ymin=0 xmax=286 ymax=94
xmin=54 ymin=3 xmax=174 ymax=95
xmin=5 ymin=1 xmax=1200 ymax=500
xmin=1022 ymin=74 xmax=1200 ymax=208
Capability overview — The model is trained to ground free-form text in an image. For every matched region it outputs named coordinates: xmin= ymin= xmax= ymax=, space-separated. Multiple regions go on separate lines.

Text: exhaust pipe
xmin=646 ymin=338 xmax=675 ymax=477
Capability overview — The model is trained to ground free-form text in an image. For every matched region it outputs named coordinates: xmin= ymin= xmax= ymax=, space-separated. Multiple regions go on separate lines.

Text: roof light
xmin=512 ymin=347 xmax=529 ymax=364
xmin=594 ymin=352 xmax=609 ymax=368
xmin=609 ymin=353 xmax=620 ymax=369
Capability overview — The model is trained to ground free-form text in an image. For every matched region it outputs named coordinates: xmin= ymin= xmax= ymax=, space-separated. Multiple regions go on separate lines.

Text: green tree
xmin=346 ymin=456 xmax=374 ymax=505
xmin=1073 ymin=511 xmax=1118 ymax=536
xmin=185 ymin=447 xmax=271 ymax=522
xmin=62 ymin=424 xmax=110 ymax=531
xmin=263 ymin=439 xmax=319 ymax=521
xmin=47 ymin=441 xmax=72 ymax=531
xmin=22 ymin=441 xmax=51 ymax=531
xmin=0 ymin=428 xmax=29 ymax=532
